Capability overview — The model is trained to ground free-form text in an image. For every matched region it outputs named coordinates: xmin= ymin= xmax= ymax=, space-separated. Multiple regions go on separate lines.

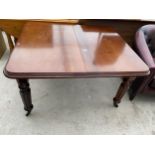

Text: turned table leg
xmin=17 ymin=79 xmax=33 ymax=116
xmin=113 ymin=77 xmax=135 ymax=107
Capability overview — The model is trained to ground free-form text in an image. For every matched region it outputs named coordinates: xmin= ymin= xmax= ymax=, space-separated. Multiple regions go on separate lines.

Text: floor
xmin=0 ymin=51 xmax=155 ymax=135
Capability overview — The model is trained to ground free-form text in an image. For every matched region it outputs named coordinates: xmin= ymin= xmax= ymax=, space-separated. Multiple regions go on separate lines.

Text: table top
xmin=4 ymin=22 xmax=149 ymax=78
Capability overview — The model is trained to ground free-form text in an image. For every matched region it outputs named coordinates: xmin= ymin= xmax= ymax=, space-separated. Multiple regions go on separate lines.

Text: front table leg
xmin=113 ymin=77 xmax=135 ymax=107
xmin=17 ymin=79 xmax=33 ymax=116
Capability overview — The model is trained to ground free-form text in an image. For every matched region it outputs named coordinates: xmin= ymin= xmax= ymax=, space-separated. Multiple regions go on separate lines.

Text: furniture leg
xmin=128 ymin=77 xmax=144 ymax=101
xmin=6 ymin=33 xmax=14 ymax=52
xmin=113 ymin=77 xmax=135 ymax=107
xmin=129 ymin=71 xmax=154 ymax=101
xmin=17 ymin=79 xmax=33 ymax=116
xmin=0 ymin=30 xmax=6 ymax=59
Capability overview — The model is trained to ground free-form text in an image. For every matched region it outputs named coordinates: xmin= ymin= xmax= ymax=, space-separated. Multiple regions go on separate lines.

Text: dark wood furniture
xmin=80 ymin=20 xmax=155 ymax=46
xmin=129 ymin=25 xmax=155 ymax=99
xmin=4 ymin=22 xmax=149 ymax=116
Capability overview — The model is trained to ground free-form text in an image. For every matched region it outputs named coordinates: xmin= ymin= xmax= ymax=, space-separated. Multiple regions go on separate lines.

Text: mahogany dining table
xmin=4 ymin=22 xmax=149 ymax=116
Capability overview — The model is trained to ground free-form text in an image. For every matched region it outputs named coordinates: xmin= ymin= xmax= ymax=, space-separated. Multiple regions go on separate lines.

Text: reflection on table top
xmin=5 ymin=22 xmax=149 ymax=78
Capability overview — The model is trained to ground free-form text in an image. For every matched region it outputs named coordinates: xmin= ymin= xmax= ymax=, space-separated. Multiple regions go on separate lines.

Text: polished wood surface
xmin=4 ymin=22 xmax=149 ymax=78
xmin=0 ymin=19 xmax=155 ymax=45
xmin=80 ymin=19 xmax=155 ymax=46
xmin=0 ymin=19 xmax=79 ymax=38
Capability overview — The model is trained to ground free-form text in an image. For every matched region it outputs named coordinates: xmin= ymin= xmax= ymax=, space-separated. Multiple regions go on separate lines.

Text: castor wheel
xmin=26 ymin=111 xmax=31 ymax=116
xmin=113 ymin=102 xmax=119 ymax=108
xmin=113 ymin=97 xmax=120 ymax=108
xmin=24 ymin=105 xmax=33 ymax=116
xmin=129 ymin=93 xmax=136 ymax=101
xmin=128 ymin=89 xmax=135 ymax=101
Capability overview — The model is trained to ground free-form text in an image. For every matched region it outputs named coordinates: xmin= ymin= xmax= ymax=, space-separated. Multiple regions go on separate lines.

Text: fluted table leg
xmin=17 ymin=79 xmax=33 ymax=116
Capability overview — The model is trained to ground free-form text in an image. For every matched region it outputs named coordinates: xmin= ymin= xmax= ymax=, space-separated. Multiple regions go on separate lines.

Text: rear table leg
xmin=113 ymin=77 xmax=135 ymax=107
xmin=17 ymin=79 xmax=33 ymax=116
